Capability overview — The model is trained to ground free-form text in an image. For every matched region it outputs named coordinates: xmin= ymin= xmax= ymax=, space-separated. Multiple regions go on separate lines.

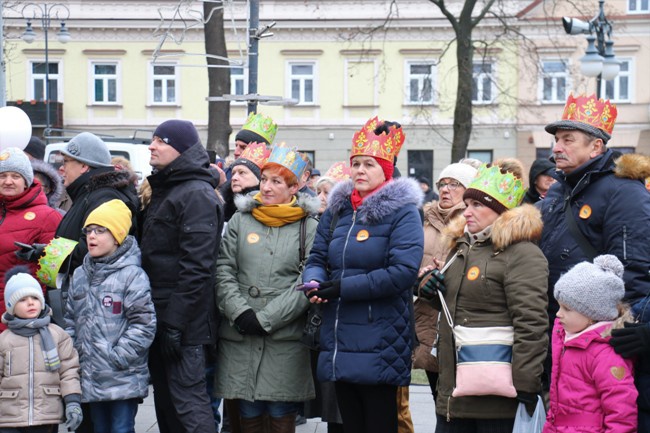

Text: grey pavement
xmin=129 ymin=384 xmax=437 ymax=433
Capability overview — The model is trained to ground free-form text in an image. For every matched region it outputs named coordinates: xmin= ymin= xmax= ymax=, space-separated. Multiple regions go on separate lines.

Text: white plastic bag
xmin=512 ymin=395 xmax=545 ymax=433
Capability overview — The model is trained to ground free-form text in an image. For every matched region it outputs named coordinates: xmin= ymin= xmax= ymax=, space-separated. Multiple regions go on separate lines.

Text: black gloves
xmin=14 ymin=242 xmax=47 ymax=263
xmin=160 ymin=325 xmax=183 ymax=362
xmin=418 ymin=269 xmax=446 ymax=300
xmin=611 ymin=322 xmax=650 ymax=358
xmin=234 ymin=309 xmax=268 ymax=336
xmin=314 ymin=280 xmax=341 ymax=300
xmin=516 ymin=391 xmax=538 ymax=417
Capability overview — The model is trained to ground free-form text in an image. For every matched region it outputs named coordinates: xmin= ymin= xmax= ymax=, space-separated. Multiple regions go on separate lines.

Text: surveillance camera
xmin=562 ymin=17 xmax=591 ymax=35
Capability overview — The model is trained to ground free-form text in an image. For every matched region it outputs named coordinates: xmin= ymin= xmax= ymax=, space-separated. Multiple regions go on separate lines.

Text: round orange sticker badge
xmin=247 ymin=233 xmax=260 ymax=244
xmin=0 ymin=152 xmax=9 ymax=161
xmin=23 ymin=212 xmax=36 ymax=221
xmin=467 ymin=266 xmax=480 ymax=281
xmin=579 ymin=204 xmax=592 ymax=219
xmin=356 ymin=230 xmax=369 ymax=242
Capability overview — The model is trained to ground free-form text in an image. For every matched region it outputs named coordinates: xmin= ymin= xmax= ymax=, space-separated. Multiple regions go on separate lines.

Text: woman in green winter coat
xmin=215 ymin=144 xmax=320 ymax=433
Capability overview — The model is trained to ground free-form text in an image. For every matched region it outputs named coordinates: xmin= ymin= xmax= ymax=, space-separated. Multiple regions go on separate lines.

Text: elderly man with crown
xmin=302 ymin=118 xmax=424 ymax=433
xmin=539 ymin=93 xmax=650 ymax=429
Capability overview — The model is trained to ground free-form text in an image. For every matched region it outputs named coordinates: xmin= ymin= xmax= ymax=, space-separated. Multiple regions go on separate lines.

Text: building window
xmin=472 ymin=62 xmax=494 ymax=103
xmin=467 ymin=150 xmax=493 ymax=163
xmin=231 ymin=66 xmax=248 ymax=96
xmin=406 ymin=62 xmax=434 ymax=104
xmin=30 ymin=62 xmax=60 ymax=101
xmin=540 ymin=60 xmax=569 ymax=103
xmin=92 ymin=63 xmax=118 ymax=104
xmin=152 ymin=64 xmax=177 ymax=104
xmin=628 ymin=0 xmax=649 ymax=12
xmin=288 ymin=62 xmax=316 ymax=105
xmin=602 ymin=59 xmax=631 ymax=102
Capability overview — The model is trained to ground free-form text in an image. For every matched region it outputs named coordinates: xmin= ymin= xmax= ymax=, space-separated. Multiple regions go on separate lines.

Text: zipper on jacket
xmin=29 ymin=336 xmax=34 ymax=425
xmin=333 ymin=210 xmax=356 ymax=380
xmin=446 ymin=395 xmax=451 ymax=422
xmin=623 ymin=225 xmax=628 ymax=260
xmin=368 ymin=304 xmax=373 ymax=322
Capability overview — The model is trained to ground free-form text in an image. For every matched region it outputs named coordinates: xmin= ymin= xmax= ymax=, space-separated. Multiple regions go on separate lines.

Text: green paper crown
xmin=36 ymin=237 xmax=79 ymax=288
xmin=242 ymin=112 xmax=278 ymax=144
xmin=468 ymin=164 xmax=525 ymax=210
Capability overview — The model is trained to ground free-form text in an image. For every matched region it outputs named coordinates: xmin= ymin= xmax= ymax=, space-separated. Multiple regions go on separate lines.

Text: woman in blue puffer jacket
xmin=303 ymin=118 xmax=424 ymax=433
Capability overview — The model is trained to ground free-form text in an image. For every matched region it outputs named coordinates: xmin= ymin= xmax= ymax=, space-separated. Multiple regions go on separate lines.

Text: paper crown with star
xmin=36 ymin=237 xmax=79 ymax=288
xmin=325 ymin=161 xmax=351 ymax=182
xmin=239 ymin=142 xmax=271 ymax=169
xmin=265 ymin=143 xmax=308 ymax=181
xmin=545 ymin=93 xmax=617 ymax=142
xmin=350 ymin=117 xmax=405 ymax=163
xmin=464 ymin=164 xmax=525 ymax=214
xmin=241 ymin=112 xmax=278 ymax=144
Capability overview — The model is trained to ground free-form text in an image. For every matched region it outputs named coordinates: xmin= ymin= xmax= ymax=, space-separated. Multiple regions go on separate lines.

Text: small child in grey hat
xmin=544 ymin=255 xmax=637 ymax=432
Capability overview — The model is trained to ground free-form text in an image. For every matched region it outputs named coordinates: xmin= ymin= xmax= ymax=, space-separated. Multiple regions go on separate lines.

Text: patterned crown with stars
xmin=468 ymin=164 xmax=525 ymax=211
xmin=241 ymin=112 xmax=278 ymax=144
xmin=265 ymin=143 xmax=308 ymax=181
xmin=561 ymin=93 xmax=617 ymax=136
xmin=350 ymin=117 xmax=405 ymax=163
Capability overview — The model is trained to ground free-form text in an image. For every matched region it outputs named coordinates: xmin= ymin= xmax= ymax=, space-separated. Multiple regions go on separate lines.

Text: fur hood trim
xmin=614 ymin=153 xmax=650 ymax=180
xmin=443 ymin=204 xmax=543 ymax=251
xmin=234 ymin=191 xmax=321 ymax=215
xmin=30 ymin=159 xmax=65 ymax=207
xmin=87 ymin=169 xmax=136 ymax=192
xmin=328 ymin=177 xmax=424 ymax=224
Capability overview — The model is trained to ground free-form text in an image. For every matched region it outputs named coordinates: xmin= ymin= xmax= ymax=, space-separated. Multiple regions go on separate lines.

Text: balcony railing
xmin=6 ymin=100 xmax=63 ymax=129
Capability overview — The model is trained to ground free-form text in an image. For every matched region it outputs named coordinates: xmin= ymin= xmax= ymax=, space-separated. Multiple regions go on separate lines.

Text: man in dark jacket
xmin=539 ymin=94 xmax=650 ymax=430
xmin=522 ymin=158 xmax=557 ymax=204
xmin=140 ymin=119 xmax=224 ymax=433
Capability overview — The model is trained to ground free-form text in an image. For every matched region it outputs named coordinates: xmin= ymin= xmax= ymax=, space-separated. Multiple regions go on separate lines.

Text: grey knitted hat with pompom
xmin=554 ymin=254 xmax=625 ymax=321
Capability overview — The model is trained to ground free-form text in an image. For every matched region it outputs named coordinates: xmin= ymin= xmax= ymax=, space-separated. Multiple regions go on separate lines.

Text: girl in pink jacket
xmin=544 ymin=255 xmax=637 ymax=433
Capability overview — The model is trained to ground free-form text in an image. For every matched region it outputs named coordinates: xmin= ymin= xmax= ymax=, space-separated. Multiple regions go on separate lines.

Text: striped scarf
xmin=4 ymin=307 xmax=61 ymax=371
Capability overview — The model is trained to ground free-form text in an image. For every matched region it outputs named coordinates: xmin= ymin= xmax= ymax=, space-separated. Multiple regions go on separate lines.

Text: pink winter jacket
xmin=543 ymin=318 xmax=637 ymax=433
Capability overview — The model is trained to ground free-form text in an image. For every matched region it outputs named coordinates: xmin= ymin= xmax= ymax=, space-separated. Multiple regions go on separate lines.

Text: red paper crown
xmin=351 ymin=117 xmax=405 ymax=163
xmin=239 ymin=142 xmax=271 ymax=169
xmin=324 ymin=161 xmax=351 ymax=183
xmin=562 ymin=94 xmax=617 ymax=136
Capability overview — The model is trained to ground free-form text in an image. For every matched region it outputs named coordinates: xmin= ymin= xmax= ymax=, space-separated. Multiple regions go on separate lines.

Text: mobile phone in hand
xmin=295 ymin=282 xmax=320 ymax=292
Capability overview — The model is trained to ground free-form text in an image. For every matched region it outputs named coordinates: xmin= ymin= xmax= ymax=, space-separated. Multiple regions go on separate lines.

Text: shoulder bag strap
xmin=564 ymin=196 xmax=598 ymax=261
xmin=299 ymin=217 xmax=308 ymax=271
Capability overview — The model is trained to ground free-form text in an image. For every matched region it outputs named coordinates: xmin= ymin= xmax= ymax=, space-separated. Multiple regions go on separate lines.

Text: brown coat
xmin=0 ymin=324 xmax=80 ymax=427
xmin=435 ymin=204 xmax=549 ymax=420
xmin=413 ymin=201 xmax=465 ymax=372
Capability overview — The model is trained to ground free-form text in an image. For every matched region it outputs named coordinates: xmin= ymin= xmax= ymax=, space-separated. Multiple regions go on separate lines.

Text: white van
xmin=45 ymin=140 xmax=152 ymax=185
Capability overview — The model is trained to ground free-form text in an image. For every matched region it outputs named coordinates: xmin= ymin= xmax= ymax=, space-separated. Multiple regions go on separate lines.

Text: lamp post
xmin=562 ymin=0 xmax=619 ymax=98
xmin=21 ymin=3 xmax=70 ymax=134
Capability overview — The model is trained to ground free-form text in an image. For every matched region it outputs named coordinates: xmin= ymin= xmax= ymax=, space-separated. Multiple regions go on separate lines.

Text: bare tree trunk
xmin=453 ymin=24 xmax=474 ymax=162
xmin=204 ymin=1 xmax=232 ymax=157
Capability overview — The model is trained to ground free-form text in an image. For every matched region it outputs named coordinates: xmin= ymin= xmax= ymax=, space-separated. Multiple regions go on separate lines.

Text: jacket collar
xmin=327 ymin=177 xmax=423 ymax=225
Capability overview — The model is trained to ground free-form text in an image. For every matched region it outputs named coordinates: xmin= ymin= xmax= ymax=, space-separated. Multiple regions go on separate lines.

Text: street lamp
xmin=20 ymin=3 xmax=71 ymax=134
xmin=562 ymin=0 xmax=619 ymax=97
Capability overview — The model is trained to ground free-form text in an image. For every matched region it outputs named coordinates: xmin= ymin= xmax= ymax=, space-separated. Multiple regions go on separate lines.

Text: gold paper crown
xmin=241 ymin=112 xmax=278 ymax=144
xmin=351 ymin=117 xmax=405 ymax=163
xmin=468 ymin=164 xmax=525 ymax=211
xmin=562 ymin=93 xmax=617 ymax=136
xmin=265 ymin=143 xmax=308 ymax=181
xmin=325 ymin=161 xmax=351 ymax=183
xmin=239 ymin=142 xmax=271 ymax=169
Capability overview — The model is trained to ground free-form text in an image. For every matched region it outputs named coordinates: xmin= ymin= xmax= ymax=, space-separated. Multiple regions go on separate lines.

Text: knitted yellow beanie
xmin=84 ymin=199 xmax=132 ymax=244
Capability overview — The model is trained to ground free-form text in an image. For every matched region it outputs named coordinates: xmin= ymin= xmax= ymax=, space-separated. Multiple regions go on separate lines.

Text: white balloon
xmin=0 ymin=106 xmax=33 ymax=151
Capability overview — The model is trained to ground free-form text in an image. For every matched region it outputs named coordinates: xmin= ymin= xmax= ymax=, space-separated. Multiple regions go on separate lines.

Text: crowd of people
xmin=1 ymin=92 xmax=650 ymax=433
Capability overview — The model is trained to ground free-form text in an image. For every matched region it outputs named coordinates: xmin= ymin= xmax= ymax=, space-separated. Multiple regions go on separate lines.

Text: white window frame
xmin=628 ymin=0 xmax=649 ymax=13
xmin=230 ymin=65 xmax=248 ymax=104
xmin=286 ymin=61 xmax=317 ymax=105
xmin=28 ymin=60 xmax=63 ymax=102
xmin=600 ymin=58 xmax=633 ymax=103
xmin=472 ymin=60 xmax=496 ymax=104
xmin=539 ymin=59 xmax=571 ymax=104
xmin=149 ymin=62 xmax=179 ymax=105
xmin=404 ymin=60 xmax=435 ymax=105
xmin=89 ymin=61 xmax=120 ymax=105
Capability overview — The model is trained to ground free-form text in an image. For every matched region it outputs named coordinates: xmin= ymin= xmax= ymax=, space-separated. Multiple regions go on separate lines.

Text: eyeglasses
xmin=82 ymin=226 xmax=109 ymax=236
xmin=436 ymin=181 xmax=462 ymax=191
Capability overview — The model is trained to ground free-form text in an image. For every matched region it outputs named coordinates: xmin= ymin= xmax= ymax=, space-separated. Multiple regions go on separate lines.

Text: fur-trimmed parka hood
xmin=327 ymin=177 xmax=424 ymax=225
xmin=30 ymin=159 xmax=65 ymax=208
xmin=87 ymin=168 xmax=137 ymax=193
xmin=614 ymin=153 xmax=650 ymax=181
xmin=444 ymin=203 xmax=543 ymax=251
xmin=234 ymin=191 xmax=321 ymax=216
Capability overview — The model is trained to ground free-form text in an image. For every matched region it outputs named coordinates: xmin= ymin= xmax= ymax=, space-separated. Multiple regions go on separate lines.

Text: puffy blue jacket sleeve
xmin=303 ymin=208 xmax=335 ymax=284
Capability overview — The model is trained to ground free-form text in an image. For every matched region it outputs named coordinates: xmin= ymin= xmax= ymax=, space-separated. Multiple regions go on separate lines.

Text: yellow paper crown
xmin=36 ymin=237 xmax=79 ymax=288
xmin=562 ymin=93 xmax=617 ymax=136
xmin=351 ymin=117 xmax=405 ymax=163
xmin=325 ymin=161 xmax=351 ymax=183
xmin=241 ymin=112 xmax=278 ymax=144
xmin=265 ymin=143 xmax=308 ymax=181
xmin=468 ymin=164 xmax=525 ymax=211
xmin=239 ymin=142 xmax=271 ymax=169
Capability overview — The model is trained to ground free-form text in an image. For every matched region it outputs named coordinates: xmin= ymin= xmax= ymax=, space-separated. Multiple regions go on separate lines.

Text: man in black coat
xmin=140 ymin=119 xmax=224 ymax=433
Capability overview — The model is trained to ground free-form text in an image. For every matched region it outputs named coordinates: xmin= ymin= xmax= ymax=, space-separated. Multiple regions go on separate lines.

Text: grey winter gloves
xmin=65 ymin=400 xmax=83 ymax=430
xmin=14 ymin=241 xmax=46 ymax=263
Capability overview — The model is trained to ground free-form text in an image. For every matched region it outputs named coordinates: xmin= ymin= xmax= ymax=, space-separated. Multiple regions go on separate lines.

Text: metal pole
xmin=594 ymin=0 xmax=607 ymax=98
xmin=0 ymin=0 xmax=6 ymax=107
xmin=247 ymin=0 xmax=259 ymax=114
xmin=43 ymin=5 xmax=50 ymax=133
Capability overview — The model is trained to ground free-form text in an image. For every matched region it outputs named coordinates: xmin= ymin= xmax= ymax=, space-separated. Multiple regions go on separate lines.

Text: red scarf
xmin=351 ymin=180 xmax=390 ymax=210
